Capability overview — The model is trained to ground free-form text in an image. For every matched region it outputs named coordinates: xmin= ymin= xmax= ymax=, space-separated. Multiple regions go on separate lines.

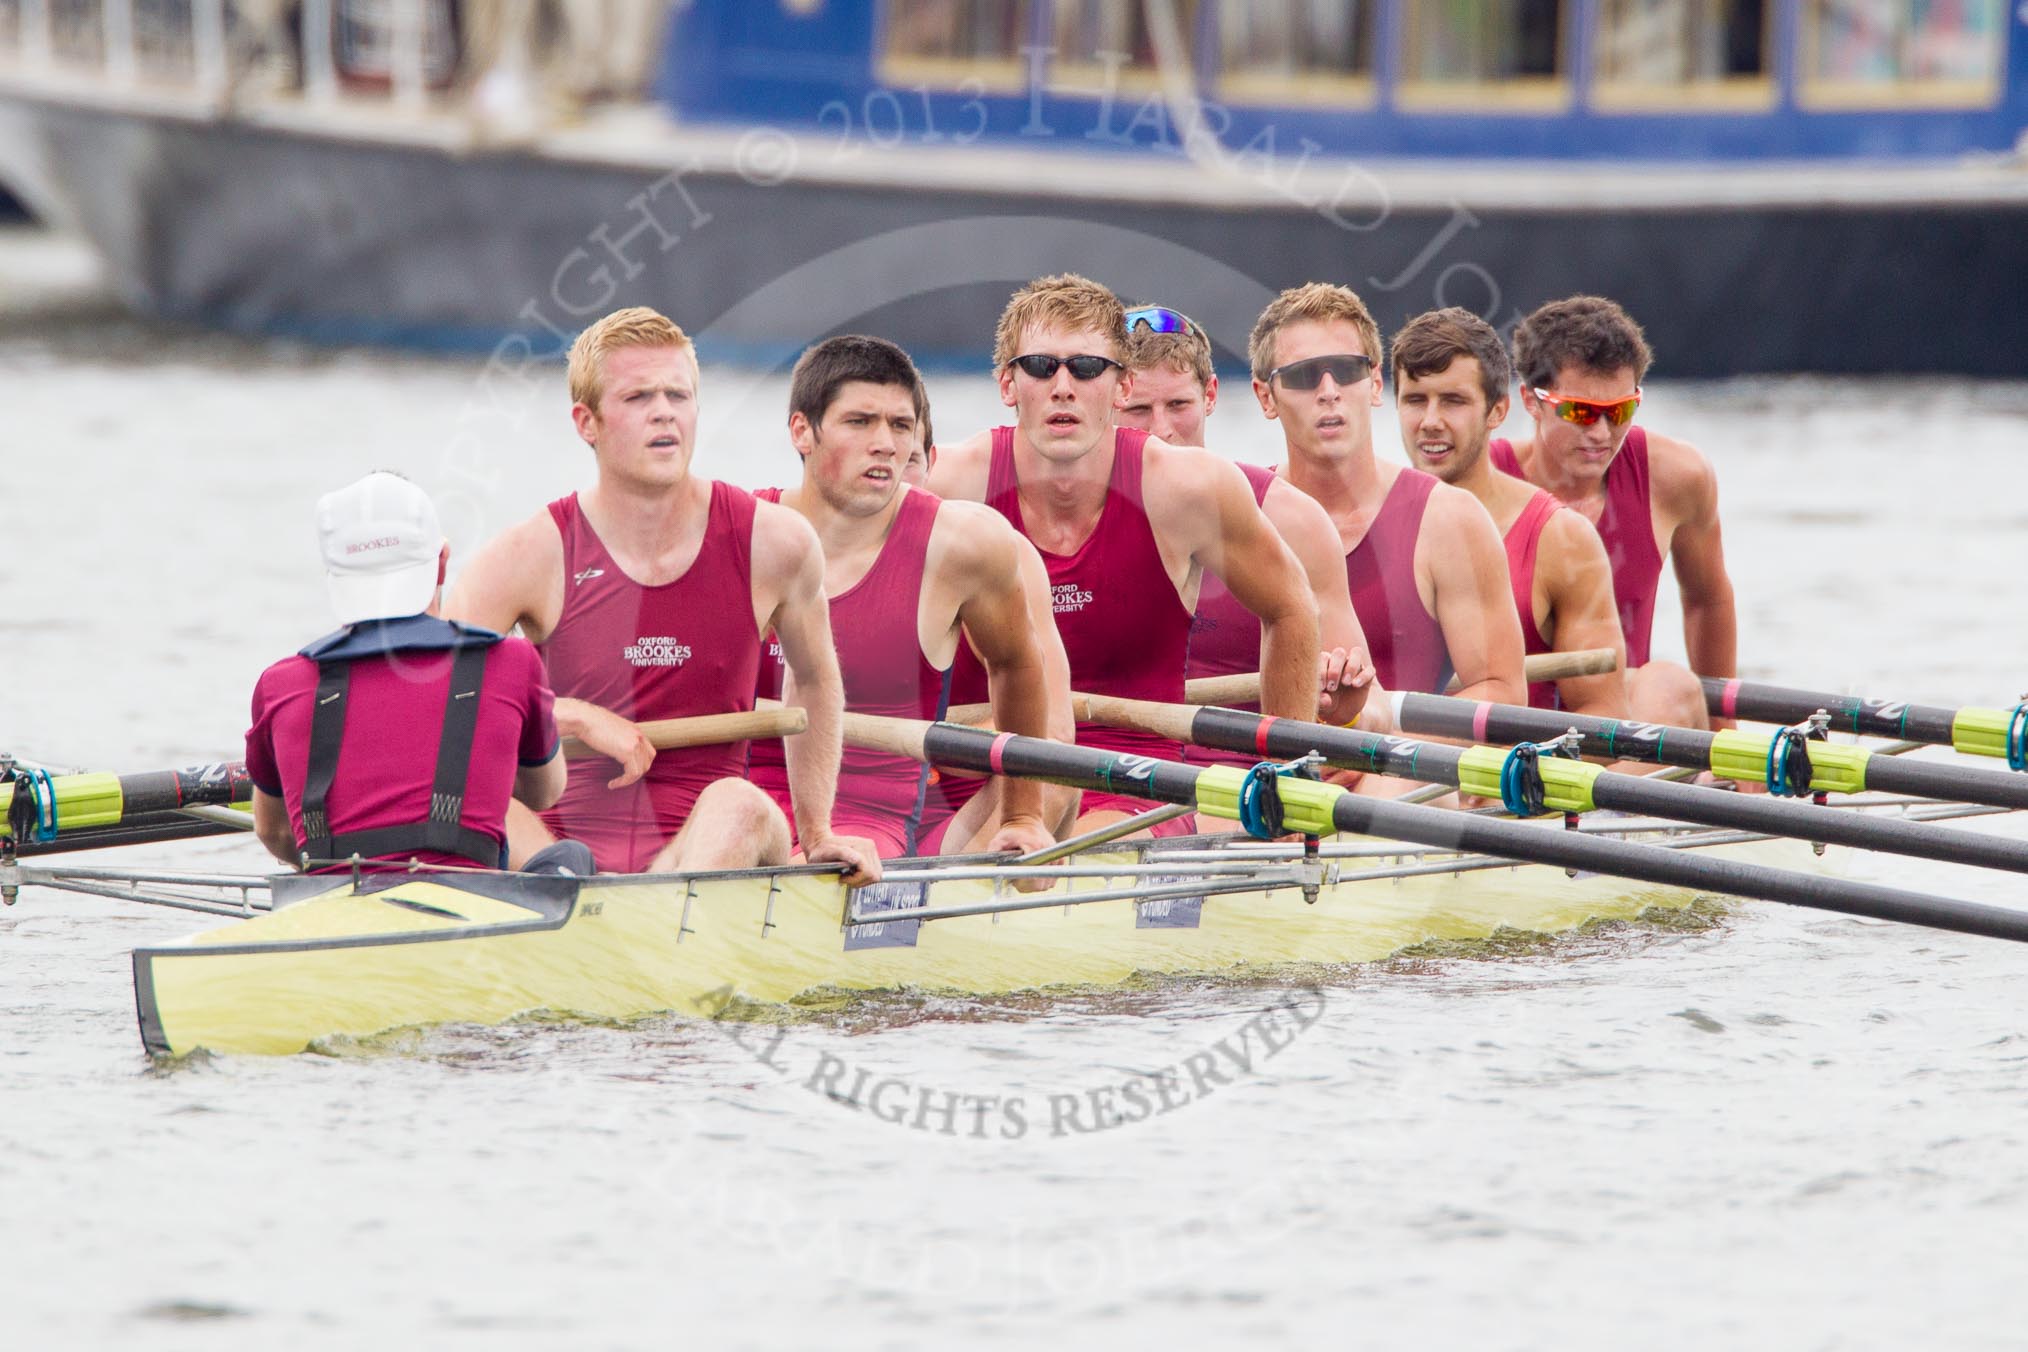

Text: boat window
xmin=1799 ymin=0 xmax=2005 ymax=107
xmin=1593 ymin=0 xmax=1774 ymax=110
xmin=1215 ymin=1 xmax=1378 ymax=105
xmin=334 ymin=0 xmax=461 ymax=89
xmin=1047 ymin=0 xmax=1199 ymax=90
xmin=1399 ymin=0 xmax=1571 ymax=110
xmin=131 ymin=0 xmax=202 ymax=78
xmin=46 ymin=0 xmax=106 ymax=66
xmin=36 ymin=0 xmax=210 ymax=81
xmin=880 ymin=0 xmax=1037 ymax=87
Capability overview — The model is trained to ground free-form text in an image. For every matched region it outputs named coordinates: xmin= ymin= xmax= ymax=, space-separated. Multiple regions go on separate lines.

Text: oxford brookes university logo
xmin=624 ymin=636 xmax=692 ymax=667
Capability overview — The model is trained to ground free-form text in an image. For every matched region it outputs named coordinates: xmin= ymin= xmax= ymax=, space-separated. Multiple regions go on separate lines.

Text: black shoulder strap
xmin=304 ymin=646 xmax=503 ymax=870
xmin=298 ymin=661 xmax=353 ymax=864
xmin=426 ymin=642 xmax=491 ymax=836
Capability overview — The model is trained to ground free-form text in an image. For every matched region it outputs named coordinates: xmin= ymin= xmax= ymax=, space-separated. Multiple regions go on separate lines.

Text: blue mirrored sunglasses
xmin=1125 ymin=305 xmax=1200 ymax=338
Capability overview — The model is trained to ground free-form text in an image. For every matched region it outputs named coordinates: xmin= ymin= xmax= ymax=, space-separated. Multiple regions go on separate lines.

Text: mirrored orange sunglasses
xmin=1532 ymin=387 xmax=1642 ymax=427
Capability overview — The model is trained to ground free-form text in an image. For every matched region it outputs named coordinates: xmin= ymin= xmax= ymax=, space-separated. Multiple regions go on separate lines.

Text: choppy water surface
xmin=5 ymin=230 xmax=2028 ymax=1349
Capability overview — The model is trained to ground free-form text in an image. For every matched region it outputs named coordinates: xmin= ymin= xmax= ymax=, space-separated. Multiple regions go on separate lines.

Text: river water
xmin=4 ymin=225 xmax=2028 ymax=1349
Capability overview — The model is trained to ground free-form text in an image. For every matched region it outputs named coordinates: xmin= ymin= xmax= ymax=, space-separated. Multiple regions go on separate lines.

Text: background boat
xmin=0 ymin=0 xmax=2023 ymax=372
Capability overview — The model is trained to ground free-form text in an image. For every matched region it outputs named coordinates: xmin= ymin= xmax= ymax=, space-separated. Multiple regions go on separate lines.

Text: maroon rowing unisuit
xmin=1184 ymin=461 xmax=1274 ymax=769
xmin=1346 ymin=466 xmax=1452 ymax=695
xmin=1491 ymin=429 xmax=1662 ymax=668
xmin=536 ymin=484 xmax=762 ymax=873
xmin=245 ymin=640 xmax=557 ymax=871
xmin=1501 ymin=488 xmax=1564 ymax=709
xmin=748 ymin=486 xmax=949 ymax=858
xmin=921 ymin=426 xmax=1196 ymax=845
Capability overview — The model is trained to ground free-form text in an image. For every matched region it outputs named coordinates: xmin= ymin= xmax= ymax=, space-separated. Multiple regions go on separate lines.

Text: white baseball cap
xmin=316 ymin=472 xmax=445 ymax=625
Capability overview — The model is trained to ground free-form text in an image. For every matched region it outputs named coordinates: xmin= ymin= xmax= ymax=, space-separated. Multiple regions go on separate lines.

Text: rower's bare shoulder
xmin=1538 ymin=504 xmax=1614 ymax=584
xmin=1140 ymin=435 xmax=1222 ymax=476
xmin=448 ymin=508 xmax=563 ymax=634
xmin=1643 ymin=429 xmax=1720 ymax=518
xmin=1427 ymin=479 xmax=1501 ymax=538
xmin=925 ymin=430 xmax=994 ymax=502
xmin=929 ymin=495 xmax=1014 ymax=543
xmin=473 ymin=507 xmax=564 ymax=573
xmin=1260 ymin=477 xmax=1340 ymax=555
xmin=749 ymin=494 xmax=824 ymax=582
xmin=928 ymin=496 xmax=1021 ymax=573
xmin=1141 ymin=437 xmax=1238 ymax=514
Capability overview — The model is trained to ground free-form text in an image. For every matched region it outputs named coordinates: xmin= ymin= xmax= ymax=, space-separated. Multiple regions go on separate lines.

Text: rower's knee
xmin=1628 ymin=661 xmax=1709 ymax=730
xmin=504 ymin=800 xmax=556 ymax=870
xmin=673 ymin=779 xmax=791 ymax=869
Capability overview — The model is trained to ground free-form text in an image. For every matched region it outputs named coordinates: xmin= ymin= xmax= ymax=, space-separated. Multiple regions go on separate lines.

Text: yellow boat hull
xmin=133 ymin=833 xmax=1796 ymax=1057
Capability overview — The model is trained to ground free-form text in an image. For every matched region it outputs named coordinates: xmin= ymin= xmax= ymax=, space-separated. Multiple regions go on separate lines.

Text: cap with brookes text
xmin=316 ymin=472 xmax=445 ymax=625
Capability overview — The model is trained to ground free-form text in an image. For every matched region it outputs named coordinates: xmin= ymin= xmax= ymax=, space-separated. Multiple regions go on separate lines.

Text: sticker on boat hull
xmin=843 ymin=879 xmax=925 ymax=950
xmin=1136 ymin=878 xmax=1204 ymax=929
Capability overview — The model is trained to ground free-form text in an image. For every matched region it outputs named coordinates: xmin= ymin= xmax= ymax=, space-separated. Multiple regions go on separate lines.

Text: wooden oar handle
xmin=841 ymin=712 xmax=932 ymax=760
xmin=1187 ymin=651 xmax=1617 ymax=710
xmin=1067 ymin=693 xmax=1196 ymax=740
xmin=1183 ymin=673 xmax=1260 ymax=708
xmin=945 ymin=649 xmax=1624 ymax=723
xmin=944 ymin=671 xmax=1271 ymax=725
xmin=563 ymin=707 xmax=806 ymax=759
xmin=1446 ymin=647 xmax=1619 ymax=693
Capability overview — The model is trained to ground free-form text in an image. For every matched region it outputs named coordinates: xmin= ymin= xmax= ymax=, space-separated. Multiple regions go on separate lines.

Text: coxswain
xmin=1250 ymin=283 xmax=1525 ymax=716
xmin=246 ymin=472 xmax=573 ymax=875
xmin=1392 ymin=307 xmax=1629 ymax=717
xmin=745 ymin=335 xmax=1056 ymax=859
xmin=1116 ymin=302 xmax=1375 ymax=765
xmin=448 ymin=307 xmax=879 ymax=884
xmin=927 ymin=274 xmax=1318 ymax=839
xmin=1492 ymin=295 xmax=1737 ymax=727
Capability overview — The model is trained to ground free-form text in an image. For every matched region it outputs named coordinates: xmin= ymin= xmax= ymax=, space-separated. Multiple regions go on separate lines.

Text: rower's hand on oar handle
xmin=1317 ymin=645 xmax=1375 ymax=727
xmin=563 ymin=704 xmax=657 ymax=790
xmin=804 ymin=831 xmax=883 ymax=888
xmin=983 ymin=813 xmax=1058 ymax=891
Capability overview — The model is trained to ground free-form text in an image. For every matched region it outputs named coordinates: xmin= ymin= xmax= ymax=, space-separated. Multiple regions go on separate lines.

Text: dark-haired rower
xmin=1493 ymin=295 xmax=1736 ymax=728
xmin=1393 ymin=307 xmax=1628 ymax=718
xmin=746 ymin=335 xmax=1057 ymax=860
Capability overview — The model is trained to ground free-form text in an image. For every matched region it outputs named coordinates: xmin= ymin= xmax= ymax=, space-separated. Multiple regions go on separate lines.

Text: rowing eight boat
xmin=12 ymin=671 xmax=2025 ymax=1058
xmin=124 ymin=822 xmax=1794 ymax=1057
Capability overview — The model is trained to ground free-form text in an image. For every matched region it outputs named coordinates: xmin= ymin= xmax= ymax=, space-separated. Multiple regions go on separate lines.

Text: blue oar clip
xmin=1499 ymin=732 xmax=1583 ymax=817
xmin=1238 ymin=752 xmax=1324 ymax=840
xmin=2007 ymin=702 xmax=2028 ymax=773
xmin=1765 ymin=712 xmax=1829 ymax=797
xmin=22 ymin=766 xmax=59 ymax=843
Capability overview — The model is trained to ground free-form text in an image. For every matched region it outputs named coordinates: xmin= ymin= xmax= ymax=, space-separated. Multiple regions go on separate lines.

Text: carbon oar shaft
xmin=1083 ymin=698 xmax=2028 ymax=877
xmin=3 ymin=763 xmax=252 ymax=843
xmin=1394 ymin=693 xmax=2028 ymax=813
xmin=1705 ymin=677 xmax=1968 ymax=747
xmin=853 ymin=718 xmax=2028 ymax=945
xmin=10 ymin=811 xmax=246 ymax=857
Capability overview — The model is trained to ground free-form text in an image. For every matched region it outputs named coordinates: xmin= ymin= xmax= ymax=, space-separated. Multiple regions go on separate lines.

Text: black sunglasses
xmin=1007 ymin=353 xmax=1124 ymax=381
xmin=1267 ymin=353 xmax=1375 ymax=391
